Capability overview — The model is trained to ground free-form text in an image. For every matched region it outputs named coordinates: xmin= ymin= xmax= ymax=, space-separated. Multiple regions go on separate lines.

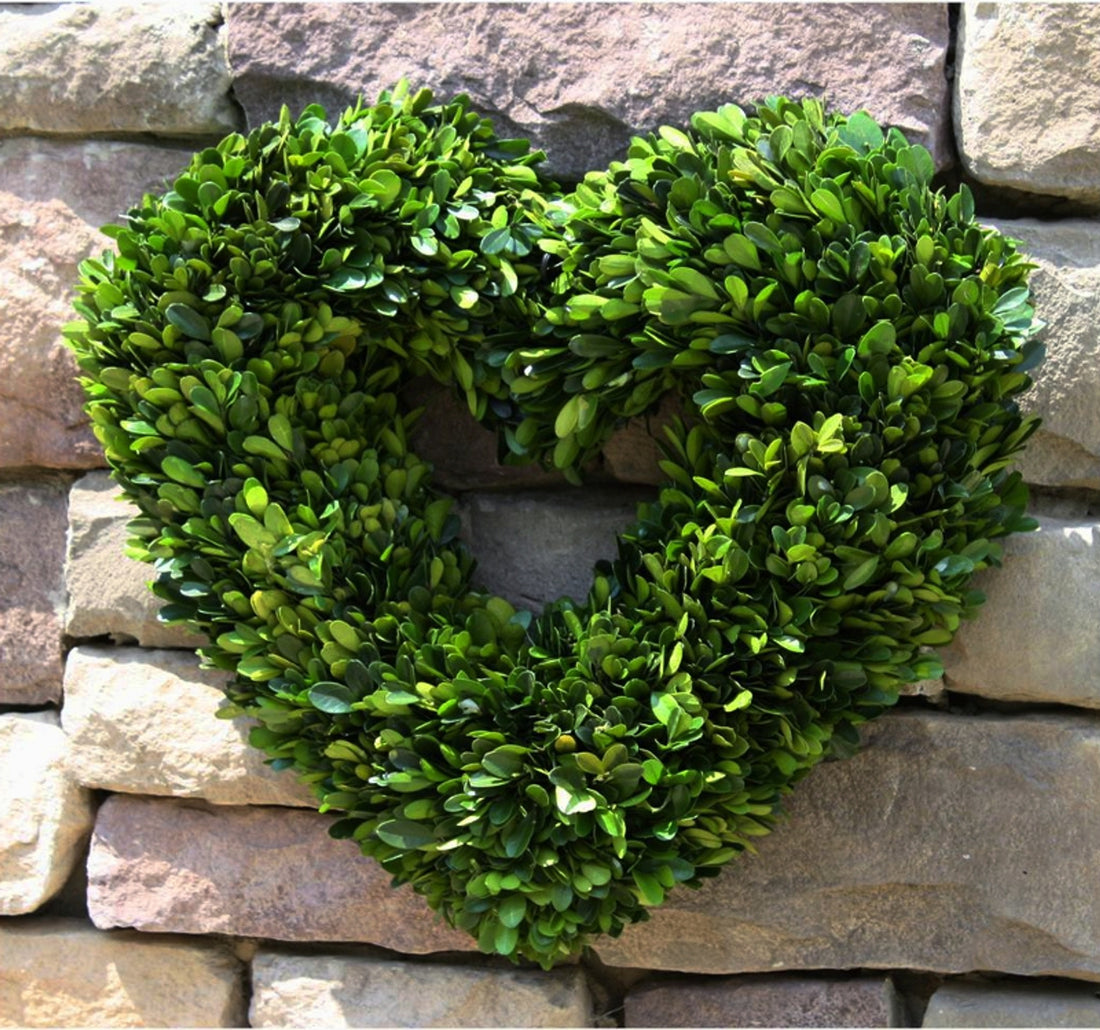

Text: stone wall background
xmin=3 ymin=2 xmax=1100 ymax=1026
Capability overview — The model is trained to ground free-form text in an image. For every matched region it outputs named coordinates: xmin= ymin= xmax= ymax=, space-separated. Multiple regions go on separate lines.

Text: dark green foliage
xmin=66 ymin=86 xmax=1041 ymax=969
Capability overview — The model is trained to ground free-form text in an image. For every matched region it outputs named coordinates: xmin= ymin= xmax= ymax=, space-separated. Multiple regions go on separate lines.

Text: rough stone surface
xmin=62 ymin=646 xmax=314 ymax=807
xmin=0 ymin=3 xmax=240 ymax=136
xmin=956 ymin=4 xmax=1100 ymax=201
xmin=0 ymin=479 xmax=68 ymax=705
xmin=625 ymin=976 xmax=897 ymax=1028
xmin=0 ymin=194 xmax=103 ymax=469
xmin=408 ymin=379 xmax=672 ymax=491
xmin=0 ymin=713 xmax=96 ymax=916
xmin=65 ymin=471 xmax=204 ymax=648
xmin=460 ymin=486 xmax=649 ymax=609
xmin=227 ymin=3 xmax=951 ymax=181
xmin=0 ymin=137 xmax=191 ymax=230
xmin=87 ymin=795 xmax=476 ymax=954
xmin=0 ymin=917 xmax=245 ymax=1028
xmin=596 ymin=710 xmax=1100 ymax=979
xmin=250 ymin=951 xmax=592 ymax=1027
xmin=600 ymin=394 xmax=680 ymax=487
xmin=923 ymin=980 xmax=1100 ymax=1028
xmin=0 ymin=141 xmax=197 ymax=470
xmin=941 ymin=518 xmax=1100 ymax=708
xmin=406 ymin=379 xmax=569 ymax=492
xmin=994 ymin=219 xmax=1100 ymax=490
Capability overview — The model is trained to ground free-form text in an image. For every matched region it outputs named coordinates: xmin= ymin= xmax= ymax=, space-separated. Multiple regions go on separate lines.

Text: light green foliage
xmin=66 ymin=86 xmax=1041 ymax=969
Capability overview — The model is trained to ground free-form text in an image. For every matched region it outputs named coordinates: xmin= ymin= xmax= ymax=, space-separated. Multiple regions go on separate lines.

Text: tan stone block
xmin=0 ymin=918 xmax=245 ymax=1028
xmin=87 ymin=796 xmax=476 ymax=954
xmin=0 ymin=713 xmax=95 ymax=915
xmin=625 ymin=975 xmax=897 ymax=1028
xmin=956 ymin=4 xmax=1100 ymax=201
xmin=0 ymin=479 xmax=68 ymax=705
xmin=61 ymin=647 xmax=314 ymax=807
xmin=0 ymin=3 xmax=239 ymax=136
xmin=65 ymin=471 xmax=204 ymax=649
xmin=923 ymin=980 xmax=1100 ymax=1028
xmin=227 ymin=3 xmax=951 ymax=181
xmin=595 ymin=710 xmax=1100 ymax=979
xmin=941 ymin=518 xmax=1100 ymax=708
xmin=250 ymin=951 xmax=592 ymax=1027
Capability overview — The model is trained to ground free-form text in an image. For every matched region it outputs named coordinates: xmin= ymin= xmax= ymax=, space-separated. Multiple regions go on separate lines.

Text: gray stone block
xmin=923 ymin=980 xmax=1100 ymax=1028
xmin=941 ymin=518 xmax=1100 ymax=709
xmin=596 ymin=710 xmax=1100 ymax=980
xmin=460 ymin=487 xmax=647 ymax=609
xmin=625 ymin=975 xmax=897 ymax=1028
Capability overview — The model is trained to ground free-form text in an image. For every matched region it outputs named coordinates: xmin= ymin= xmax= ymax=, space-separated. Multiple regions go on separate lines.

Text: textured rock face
xmin=991 ymin=219 xmax=1100 ymax=490
xmin=87 ymin=796 xmax=476 ymax=953
xmin=0 ymin=918 xmax=245 ymax=1028
xmin=0 ymin=3 xmax=240 ymax=136
xmin=941 ymin=519 xmax=1100 ymax=708
xmin=460 ymin=487 xmax=648 ymax=609
xmin=62 ymin=647 xmax=314 ymax=807
xmin=250 ymin=952 xmax=592 ymax=1028
xmin=0 ymin=141 xmax=198 ymax=470
xmin=956 ymin=3 xmax=1100 ymax=201
xmin=625 ymin=976 xmax=897 ymax=1028
xmin=0 ymin=194 xmax=102 ymax=469
xmin=0 ymin=713 xmax=95 ymax=915
xmin=596 ymin=711 xmax=1100 ymax=978
xmin=407 ymin=379 xmax=669 ymax=491
xmin=65 ymin=472 xmax=204 ymax=648
xmin=227 ymin=3 xmax=951 ymax=180
xmin=405 ymin=379 xmax=567 ymax=493
xmin=0 ymin=137 xmax=191 ymax=230
xmin=923 ymin=980 xmax=1100 ymax=1028
xmin=0 ymin=479 xmax=68 ymax=704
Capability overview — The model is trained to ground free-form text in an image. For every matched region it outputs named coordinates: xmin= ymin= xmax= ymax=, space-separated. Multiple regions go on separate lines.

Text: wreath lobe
xmin=66 ymin=83 xmax=1041 ymax=967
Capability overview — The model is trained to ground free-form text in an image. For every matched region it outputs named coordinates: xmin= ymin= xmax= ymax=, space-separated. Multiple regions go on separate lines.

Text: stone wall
xmin=3 ymin=3 xmax=1100 ymax=1026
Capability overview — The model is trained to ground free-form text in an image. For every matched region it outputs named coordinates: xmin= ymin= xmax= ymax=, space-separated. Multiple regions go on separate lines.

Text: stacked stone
xmin=3 ymin=3 xmax=1100 ymax=1027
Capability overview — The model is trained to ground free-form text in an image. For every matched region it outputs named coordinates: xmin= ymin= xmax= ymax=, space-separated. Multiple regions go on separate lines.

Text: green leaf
xmin=481 ymin=745 xmax=527 ymax=779
xmin=498 ymin=894 xmax=527 ymax=928
xmin=843 ymin=556 xmax=879 ymax=591
xmin=810 ymin=188 xmax=846 ymax=223
xmin=162 ymin=455 xmax=205 ymax=488
xmin=308 ymin=681 xmax=354 ymax=714
xmin=837 ymin=110 xmax=885 ymax=153
xmin=857 ymin=321 xmax=896 ymax=356
xmin=165 ymin=303 xmax=211 ymax=342
xmin=376 ymin=819 xmax=436 ymax=850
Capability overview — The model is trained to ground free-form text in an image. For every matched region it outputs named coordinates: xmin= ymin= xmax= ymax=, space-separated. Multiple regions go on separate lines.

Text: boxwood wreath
xmin=67 ymin=82 xmax=1042 ymax=968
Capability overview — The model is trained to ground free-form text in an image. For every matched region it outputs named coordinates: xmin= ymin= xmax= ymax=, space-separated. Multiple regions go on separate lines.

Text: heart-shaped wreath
xmin=66 ymin=82 xmax=1041 ymax=967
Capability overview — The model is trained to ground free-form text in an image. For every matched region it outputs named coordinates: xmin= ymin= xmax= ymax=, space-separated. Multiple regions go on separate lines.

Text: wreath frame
xmin=66 ymin=82 xmax=1041 ymax=968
